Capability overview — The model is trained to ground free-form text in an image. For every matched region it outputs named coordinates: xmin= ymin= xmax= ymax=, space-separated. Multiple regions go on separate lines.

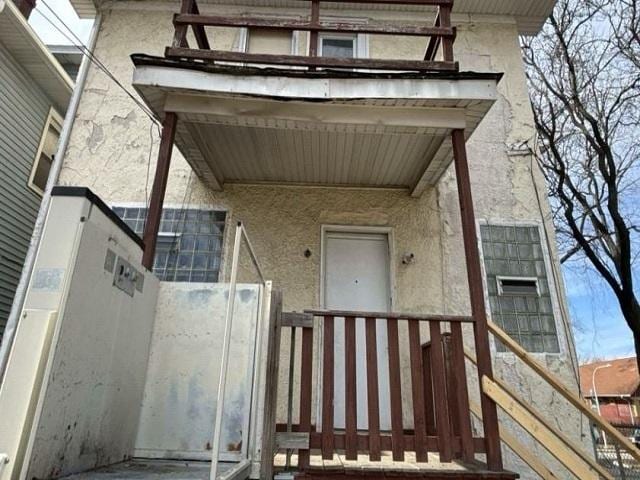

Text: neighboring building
xmin=0 ymin=0 xmax=73 ymax=340
xmin=0 ymin=0 xmax=603 ymax=479
xmin=48 ymin=44 xmax=83 ymax=80
xmin=581 ymin=357 xmax=640 ymax=426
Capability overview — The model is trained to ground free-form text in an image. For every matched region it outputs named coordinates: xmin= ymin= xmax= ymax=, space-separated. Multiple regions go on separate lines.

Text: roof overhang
xmin=132 ymin=55 xmax=501 ymax=196
xmin=0 ymin=0 xmax=74 ymax=113
xmin=70 ymin=0 xmax=554 ymax=34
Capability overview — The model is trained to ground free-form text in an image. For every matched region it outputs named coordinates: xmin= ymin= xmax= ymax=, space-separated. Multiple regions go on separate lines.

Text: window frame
xmin=111 ymin=202 xmax=230 ymax=283
xmin=28 ymin=107 xmax=63 ymax=196
xmin=496 ymin=276 xmax=540 ymax=297
xmin=477 ymin=220 xmax=567 ymax=357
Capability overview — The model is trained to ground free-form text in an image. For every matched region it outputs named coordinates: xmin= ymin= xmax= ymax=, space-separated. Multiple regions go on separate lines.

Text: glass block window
xmin=112 ymin=206 xmax=226 ymax=282
xmin=480 ymin=224 xmax=560 ymax=353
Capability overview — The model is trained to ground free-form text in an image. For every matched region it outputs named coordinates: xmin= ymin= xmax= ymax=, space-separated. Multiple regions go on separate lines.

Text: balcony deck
xmin=130 ymin=0 xmax=502 ymax=196
xmin=132 ymin=55 xmax=500 ymax=196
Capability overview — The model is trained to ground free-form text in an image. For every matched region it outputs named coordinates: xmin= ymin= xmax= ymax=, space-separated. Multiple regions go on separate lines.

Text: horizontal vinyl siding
xmin=0 ymin=45 xmax=55 ymax=340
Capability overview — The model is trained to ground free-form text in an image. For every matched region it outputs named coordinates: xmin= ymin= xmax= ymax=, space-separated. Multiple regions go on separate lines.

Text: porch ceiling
xmin=132 ymin=55 xmax=501 ymax=196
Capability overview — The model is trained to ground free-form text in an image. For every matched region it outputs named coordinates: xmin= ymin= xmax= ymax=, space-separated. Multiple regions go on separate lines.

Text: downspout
xmin=0 ymin=13 xmax=103 ymax=380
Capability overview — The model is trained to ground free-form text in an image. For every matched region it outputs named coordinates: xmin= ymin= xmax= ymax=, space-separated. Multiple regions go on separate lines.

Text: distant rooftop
xmin=580 ymin=357 xmax=640 ymax=398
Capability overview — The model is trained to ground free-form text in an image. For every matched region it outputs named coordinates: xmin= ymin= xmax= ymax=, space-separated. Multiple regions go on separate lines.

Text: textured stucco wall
xmin=57 ymin=4 xmax=590 ymax=477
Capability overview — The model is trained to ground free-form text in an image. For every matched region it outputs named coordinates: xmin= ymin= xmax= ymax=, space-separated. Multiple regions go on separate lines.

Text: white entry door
xmin=323 ymin=230 xmax=392 ymax=430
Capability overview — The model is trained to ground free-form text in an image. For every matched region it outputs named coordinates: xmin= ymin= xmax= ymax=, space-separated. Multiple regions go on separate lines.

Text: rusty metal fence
xmin=593 ymin=424 xmax=640 ymax=480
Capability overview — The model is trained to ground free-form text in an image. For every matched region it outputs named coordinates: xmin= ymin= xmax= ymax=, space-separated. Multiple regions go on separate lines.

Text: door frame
xmin=316 ymin=225 xmax=396 ymax=431
xmin=319 ymin=224 xmax=396 ymax=311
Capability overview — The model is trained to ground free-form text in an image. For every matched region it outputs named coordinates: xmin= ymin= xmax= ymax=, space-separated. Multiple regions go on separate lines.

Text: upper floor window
xmin=113 ymin=206 xmax=226 ymax=283
xmin=480 ymin=224 xmax=560 ymax=353
xmin=29 ymin=108 xmax=63 ymax=195
xmin=319 ymin=34 xmax=356 ymax=58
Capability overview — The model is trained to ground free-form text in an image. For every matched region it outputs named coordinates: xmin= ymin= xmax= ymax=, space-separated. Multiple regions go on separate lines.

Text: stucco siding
xmin=0 ymin=44 xmax=52 ymax=338
xmin=57 ymin=5 xmax=589 ymax=477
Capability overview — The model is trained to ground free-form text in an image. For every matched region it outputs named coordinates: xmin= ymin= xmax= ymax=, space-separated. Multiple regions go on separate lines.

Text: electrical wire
xmin=36 ymin=0 xmax=159 ymax=124
xmin=34 ymin=1 xmax=165 ymax=224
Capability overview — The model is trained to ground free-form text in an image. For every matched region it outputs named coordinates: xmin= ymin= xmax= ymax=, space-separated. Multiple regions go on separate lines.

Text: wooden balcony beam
xmin=304 ymin=309 xmax=473 ymax=322
xmin=174 ymin=14 xmax=455 ymax=37
xmin=291 ymin=0 xmax=453 ymax=5
xmin=166 ymin=46 xmax=459 ymax=71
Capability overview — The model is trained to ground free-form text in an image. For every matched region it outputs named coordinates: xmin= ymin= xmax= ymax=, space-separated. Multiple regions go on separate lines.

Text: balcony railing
xmin=165 ymin=0 xmax=458 ymax=72
xmin=277 ymin=309 xmax=490 ymax=470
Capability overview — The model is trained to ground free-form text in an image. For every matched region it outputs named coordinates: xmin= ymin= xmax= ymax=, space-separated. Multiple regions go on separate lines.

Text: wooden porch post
xmin=142 ymin=112 xmax=178 ymax=270
xmin=451 ymin=129 xmax=503 ymax=470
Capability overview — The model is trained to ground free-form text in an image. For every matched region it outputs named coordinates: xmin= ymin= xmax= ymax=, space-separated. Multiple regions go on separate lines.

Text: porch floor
xmin=274 ymin=453 xmax=518 ymax=479
xmin=60 ymin=459 xmax=234 ymax=480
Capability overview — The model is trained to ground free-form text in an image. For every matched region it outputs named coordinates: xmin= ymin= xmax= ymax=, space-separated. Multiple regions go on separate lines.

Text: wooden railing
xmin=277 ymin=309 xmax=501 ymax=470
xmin=165 ymin=0 xmax=458 ymax=72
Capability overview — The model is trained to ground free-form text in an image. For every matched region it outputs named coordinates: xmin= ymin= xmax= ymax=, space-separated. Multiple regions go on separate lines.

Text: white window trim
xmin=28 ymin=107 xmax=63 ymax=196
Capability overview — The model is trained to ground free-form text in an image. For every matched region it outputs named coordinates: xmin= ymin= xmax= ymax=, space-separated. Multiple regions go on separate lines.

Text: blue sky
xmin=28 ymin=0 xmax=638 ymax=364
xmin=563 ymin=264 xmax=636 ymax=361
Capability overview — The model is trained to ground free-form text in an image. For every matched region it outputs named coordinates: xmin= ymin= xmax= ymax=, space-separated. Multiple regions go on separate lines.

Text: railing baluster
xmin=365 ymin=317 xmax=381 ymax=461
xmin=299 ymin=325 xmax=314 ymax=469
xmin=408 ymin=320 xmax=428 ymax=462
xmin=387 ymin=318 xmax=404 ymax=461
xmin=309 ymin=0 xmax=320 ymax=56
xmin=429 ymin=322 xmax=453 ymax=462
xmin=450 ymin=323 xmax=474 ymax=462
xmin=322 ymin=315 xmax=335 ymax=459
xmin=422 ymin=344 xmax=436 ymax=436
xmin=439 ymin=4 xmax=454 ymax=62
xmin=442 ymin=334 xmax=460 ymax=440
xmin=345 ymin=316 xmax=358 ymax=460
xmin=189 ymin=0 xmax=210 ymax=50
xmin=172 ymin=0 xmax=194 ymax=48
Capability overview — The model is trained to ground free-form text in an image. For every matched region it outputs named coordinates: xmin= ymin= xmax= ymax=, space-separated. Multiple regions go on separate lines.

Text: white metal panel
xmin=324 ymin=231 xmax=392 ymax=430
xmin=134 ymin=283 xmax=261 ymax=462
xmin=0 ymin=310 xmax=56 ymax=480
xmin=20 ymin=196 xmax=159 ymax=480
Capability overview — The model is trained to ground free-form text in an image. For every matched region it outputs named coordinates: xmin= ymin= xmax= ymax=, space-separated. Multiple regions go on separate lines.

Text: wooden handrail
xmin=483 ymin=376 xmax=612 ymax=480
xmin=464 ymin=347 xmax=612 ymax=479
xmin=304 ymin=309 xmax=473 ymax=322
xmin=282 ymin=311 xmax=487 ymax=469
xmin=289 ymin=0 xmax=453 ymax=5
xmin=174 ymin=14 xmax=456 ymax=37
xmin=167 ymin=0 xmax=458 ymax=73
xmin=488 ymin=319 xmax=640 ymax=464
xmin=468 ymin=400 xmax=560 ymax=480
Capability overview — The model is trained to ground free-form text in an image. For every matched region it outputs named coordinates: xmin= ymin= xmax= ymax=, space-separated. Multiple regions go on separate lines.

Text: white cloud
xmin=29 ymin=0 xmax=93 ymax=46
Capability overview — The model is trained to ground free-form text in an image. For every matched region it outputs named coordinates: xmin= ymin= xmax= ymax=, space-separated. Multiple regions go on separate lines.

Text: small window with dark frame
xmin=319 ymin=35 xmax=356 ymax=58
xmin=113 ymin=206 xmax=226 ymax=283
xmin=29 ymin=109 xmax=63 ymax=195
xmin=480 ymin=224 xmax=560 ymax=353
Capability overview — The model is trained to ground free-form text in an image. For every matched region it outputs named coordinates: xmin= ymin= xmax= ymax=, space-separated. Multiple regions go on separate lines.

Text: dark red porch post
xmin=142 ymin=112 xmax=178 ymax=270
xmin=451 ymin=128 xmax=503 ymax=470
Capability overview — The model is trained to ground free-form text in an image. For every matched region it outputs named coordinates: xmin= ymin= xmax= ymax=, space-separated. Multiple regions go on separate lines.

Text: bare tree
xmin=522 ymin=0 xmax=640 ymax=367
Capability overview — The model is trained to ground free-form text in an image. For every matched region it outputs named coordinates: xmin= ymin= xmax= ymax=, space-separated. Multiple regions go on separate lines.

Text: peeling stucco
xmin=57 ymin=5 xmax=589 ymax=478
